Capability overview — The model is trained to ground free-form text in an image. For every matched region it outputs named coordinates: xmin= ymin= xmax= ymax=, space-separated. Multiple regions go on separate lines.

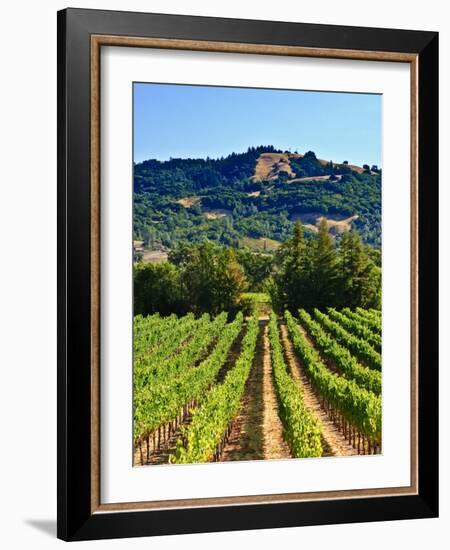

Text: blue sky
xmin=134 ymin=83 xmax=381 ymax=167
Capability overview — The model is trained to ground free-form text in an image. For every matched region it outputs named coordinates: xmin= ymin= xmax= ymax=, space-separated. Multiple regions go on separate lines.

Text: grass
xmin=240 ymin=292 xmax=272 ymax=318
xmin=241 ymin=237 xmax=281 ymax=252
xmin=241 ymin=292 xmax=271 ymax=303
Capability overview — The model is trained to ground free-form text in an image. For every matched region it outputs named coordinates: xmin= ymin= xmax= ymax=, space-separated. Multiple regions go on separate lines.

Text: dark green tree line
xmin=134 ymin=223 xmax=381 ymax=317
xmin=134 ymin=242 xmax=248 ymax=316
xmin=271 ymin=222 xmax=381 ymax=311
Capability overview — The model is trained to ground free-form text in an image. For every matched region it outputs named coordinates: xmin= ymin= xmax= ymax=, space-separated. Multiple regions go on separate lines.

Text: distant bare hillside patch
xmin=142 ymin=250 xmax=168 ymax=263
xmin=177 ymin=196 xmax=201 ymax=208
xmin=252 ymin=151 xmax=366 ymax=182
xmin=252 ymin=153 xmax=296 ymax=181
xmin=203 ymin=208 xmax=231 ymax=220
xmin=288 ymin=175 xmax=343 ymax=184
xmin=293 ymin=212 xmax=359 ymax=235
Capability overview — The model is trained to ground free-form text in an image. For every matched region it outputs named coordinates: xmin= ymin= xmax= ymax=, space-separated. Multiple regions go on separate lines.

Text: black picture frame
xmin=57 ymin=7 xmax=438 ymax=541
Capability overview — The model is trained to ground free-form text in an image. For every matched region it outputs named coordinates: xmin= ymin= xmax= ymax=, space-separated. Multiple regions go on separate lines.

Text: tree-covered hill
xmin=134 ymin=146 xmax=381 ymax=252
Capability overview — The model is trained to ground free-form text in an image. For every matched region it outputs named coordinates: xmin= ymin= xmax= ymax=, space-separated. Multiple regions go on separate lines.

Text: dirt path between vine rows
xmin=261 ymin=324 xmax=291 ymax=460
xmin=279 ymin=323 xmax=357 ymax=457
xmin=221 ymin=322 xmax=291 ymax=462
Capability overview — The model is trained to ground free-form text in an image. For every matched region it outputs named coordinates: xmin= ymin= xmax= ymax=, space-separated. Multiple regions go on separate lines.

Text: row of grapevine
xmin=268 ymin=313 xmax=323 ymax=457
xmin=298 ymin=310 xmax=381 ymax=394
xmin=133 ymin=313 xmax=182 ymax=357
xmin=285 ymin=311 xmax=382 ymax=443
xmin=134 ymin=313 xmax=244 ymax=447
xmin=134 ymin=314 xmax=212 ymax=377
xmin=357 ymin=307 xmax=381 ymax=321
xmin=327 ymin=308 xmax=381 ymax=353
xmin=135 ymin=313 xmax=227 ymax=387
xmin=313 ymin=309 xmax=381 ymax=371
xmin=134 ymin=312 xmax=198 ymax=365
xmin=343 ymin=308 xmax=381 ymax=335
xmin=172 ymin=317 xmax=259 ymax=463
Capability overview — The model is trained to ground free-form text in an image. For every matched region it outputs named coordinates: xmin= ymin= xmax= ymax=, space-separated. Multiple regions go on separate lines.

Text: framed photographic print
xmin=57 ymin=8 xmax=439 ymax=541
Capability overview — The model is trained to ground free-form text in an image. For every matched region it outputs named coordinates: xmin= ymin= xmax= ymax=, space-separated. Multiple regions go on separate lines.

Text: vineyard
xmin=133 ymin=307 xmax=382 ymax=465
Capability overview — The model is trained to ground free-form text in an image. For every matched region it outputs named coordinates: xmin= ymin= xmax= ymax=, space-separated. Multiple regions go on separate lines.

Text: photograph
xmin=132 ymin=82 xmax=383 ymax=466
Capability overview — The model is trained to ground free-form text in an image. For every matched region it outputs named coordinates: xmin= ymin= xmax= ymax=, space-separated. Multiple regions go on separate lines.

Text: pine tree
xmin=339 ymin=230 xmax=368 ymax=307
xmin=272 ymin=223 xmax=381 ymax=312
xmin=338 ymin=229 xmax=382 ymax=309
xmin=274 ymin=221 xmax=309 ymax=311
xmin=310 ymin=218 xmax=339 ymax=308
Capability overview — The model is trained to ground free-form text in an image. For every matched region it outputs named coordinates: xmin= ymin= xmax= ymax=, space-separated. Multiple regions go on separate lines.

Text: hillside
xmin=134 ymin=146 xmax=381 ymax=254
xmin=251 ymin=151 xmax=369 ymax=182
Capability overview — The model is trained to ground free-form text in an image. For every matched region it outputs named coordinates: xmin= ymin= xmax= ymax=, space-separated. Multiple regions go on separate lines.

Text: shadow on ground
xmin=25 ymin=519 xmax=56 ymax=538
